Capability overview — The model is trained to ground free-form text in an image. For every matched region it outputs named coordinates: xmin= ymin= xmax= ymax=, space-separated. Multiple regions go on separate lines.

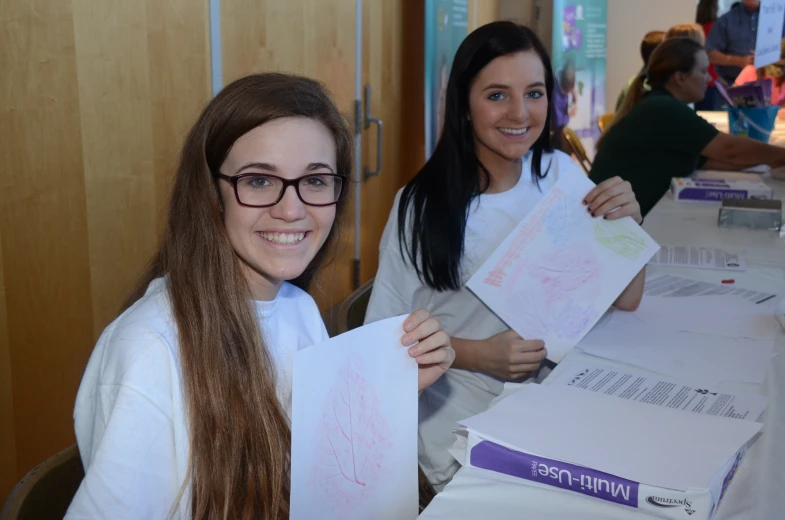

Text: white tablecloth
xmin=697 ymin=110 xmax=785 ymax=146
xmin=420 ymin=177 xmax=785 ymax=520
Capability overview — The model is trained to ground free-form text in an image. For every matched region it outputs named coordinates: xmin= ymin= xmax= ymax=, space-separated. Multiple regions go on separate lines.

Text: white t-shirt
xmin=364 ymin=151 xmax=585 ymax=489
xmin=65 ymin=278 xmax=328 ymax=519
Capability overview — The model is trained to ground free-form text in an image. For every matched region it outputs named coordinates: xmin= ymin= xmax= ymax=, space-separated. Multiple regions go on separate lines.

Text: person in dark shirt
xmin=705 ymin=0 xmax=763 ymax=85
xmin=591 ymin=38 xmax=785 ymax=217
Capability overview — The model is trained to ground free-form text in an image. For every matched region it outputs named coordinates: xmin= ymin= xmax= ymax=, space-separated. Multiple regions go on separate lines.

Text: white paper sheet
xmin=459 ymin=384 xmax=762 ymax=492
xmin=648 ymin=246 xmax=747 ymax=272
xmin=290 ymin=316 xmax=418 ymax=520
xmin=546 ymin=362 xmax=768 ymax=420
xmin=643 ymin=274 xmax=776 ymax=304
xmin=466 ymin=174 xmax=659 ymax=362
xmin=578 ymin=320 xmax=774 ymax=386
xmin=606 ymin=293 xmax=779 ymax=340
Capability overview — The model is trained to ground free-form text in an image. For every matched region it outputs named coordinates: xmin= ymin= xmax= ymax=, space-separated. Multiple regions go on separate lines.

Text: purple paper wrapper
xmin=470 ymin=440 xmax=640 ymax=508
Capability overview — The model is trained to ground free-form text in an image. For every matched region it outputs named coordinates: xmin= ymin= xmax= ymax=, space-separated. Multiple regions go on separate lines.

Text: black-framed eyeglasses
xmin=215 ymin=172 xmax=347 ymax=208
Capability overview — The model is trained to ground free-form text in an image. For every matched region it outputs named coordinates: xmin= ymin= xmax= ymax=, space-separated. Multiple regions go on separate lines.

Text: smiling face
xmin=217 ymin=117 xmax=338 ymax=300
xmin=468 ymin=50 xmax=549 ymax=165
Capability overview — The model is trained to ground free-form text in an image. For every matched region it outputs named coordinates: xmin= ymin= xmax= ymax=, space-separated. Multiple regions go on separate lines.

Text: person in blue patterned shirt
xmin=706 ymin=0 xmax=773 ymax=85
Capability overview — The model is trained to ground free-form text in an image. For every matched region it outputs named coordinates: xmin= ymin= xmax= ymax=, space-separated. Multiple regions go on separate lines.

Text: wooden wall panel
xmin=359 ymin=0 xmax=405 ymax=283
xmin=146 ymin=0 xmax=211 ymax=235
xmin=0 ymin=0 xmax=209 ymax=501
xmin=0 ymin=230 xmax=16 ymax=500
xmin=221 ymin=0 xmax=357 ymax=309
xmin=72 ymin=0 xmax=159 ymax=336
xmin=0 ymin=0 xmax=96 ymax=484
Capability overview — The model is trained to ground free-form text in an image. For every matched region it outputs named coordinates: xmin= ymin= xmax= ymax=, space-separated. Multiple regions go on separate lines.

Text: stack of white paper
xmin=290 ymin=316 xmax=418 ymax=520
xmin=460 ymin=385 xmax=761 ymax=520
xmin=467 ymin=174 xmax=660 ymax=362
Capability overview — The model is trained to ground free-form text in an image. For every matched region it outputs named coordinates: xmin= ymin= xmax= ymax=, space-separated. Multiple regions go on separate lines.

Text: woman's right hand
xmin=477 ymin=329 xmax=547 ymax=381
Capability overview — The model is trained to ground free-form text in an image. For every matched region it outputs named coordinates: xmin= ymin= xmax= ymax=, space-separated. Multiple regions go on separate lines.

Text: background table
xmin=697 ymin=110 xmax=785 ymax=145
xmin=420 ymin=177 xmax=785 ymax=520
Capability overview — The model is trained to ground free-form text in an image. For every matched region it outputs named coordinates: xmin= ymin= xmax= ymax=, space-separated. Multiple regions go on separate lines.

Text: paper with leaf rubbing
xmin=290 ymin=315 xmax=418 ymax=520
xmin=466 ymin=174 xmax=660 ymax=362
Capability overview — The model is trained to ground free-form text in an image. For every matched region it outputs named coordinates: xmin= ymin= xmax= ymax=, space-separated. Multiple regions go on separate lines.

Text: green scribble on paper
xmin=593 ymin=220 xmax=646 ymax=260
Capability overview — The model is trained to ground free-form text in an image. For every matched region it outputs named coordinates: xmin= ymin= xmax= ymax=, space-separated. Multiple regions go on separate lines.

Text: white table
xmin=420 ymin=177 xmax=785 ymax=520
xmin=697 ymin=110 xmax=785 ymax=145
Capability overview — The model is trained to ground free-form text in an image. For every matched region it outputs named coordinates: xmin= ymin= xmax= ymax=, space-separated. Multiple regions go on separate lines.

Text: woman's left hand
xmin=402 ymin=309 xmax=455 ymax=393
xmin=583 ymin=176 xmax=643 ymax=225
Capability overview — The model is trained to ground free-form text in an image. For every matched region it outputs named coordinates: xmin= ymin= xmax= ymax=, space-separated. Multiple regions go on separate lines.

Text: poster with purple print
xmin=290 ymin=316 xmax=418 ymax=520
xmin=466 ymin=173 xmax=659 ymax=362
xmin=552 ymin=0 xmax=607 ymax=156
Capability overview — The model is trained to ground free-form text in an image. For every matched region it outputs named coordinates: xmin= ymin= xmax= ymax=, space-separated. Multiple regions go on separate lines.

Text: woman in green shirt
xmin=591 ymin=38 xmax=785 ymax=217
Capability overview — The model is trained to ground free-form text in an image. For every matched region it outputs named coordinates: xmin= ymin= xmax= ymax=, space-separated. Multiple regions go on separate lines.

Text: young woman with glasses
xmin=364 ymin=22 xmax=646 ymax=491
xmin=65 ymin=73 xmax=454 ymax=520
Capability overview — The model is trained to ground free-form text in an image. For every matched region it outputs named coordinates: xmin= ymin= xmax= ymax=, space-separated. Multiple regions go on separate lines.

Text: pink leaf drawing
xmin=528 ymin=245 xmax=600 ymax=307
xmin=312 ymin=359 xmax=392 ymax=512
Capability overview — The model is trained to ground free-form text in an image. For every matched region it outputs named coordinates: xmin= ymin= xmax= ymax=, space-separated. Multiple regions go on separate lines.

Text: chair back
xmin=562 ymin=127 xmax=592 ymax=174
xmin=0 ymin=445 xmax=84 ymax=520
xmin=598 ymin=112 xmax=614 ymax=132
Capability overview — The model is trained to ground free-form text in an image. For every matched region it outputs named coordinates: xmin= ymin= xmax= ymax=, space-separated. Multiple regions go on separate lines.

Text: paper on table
xmin=290 ymin=316 xmax=418 ymax=520
xmin=643 ymin=274 xmax=776 ymax=304
xmin=459 ymin=384 xmax=762 ymax=492
xmin=648 ymin=245 xmax=747 ymax=272
xmin=466 ymin=174 xmax=659 ymax=362
xmin=546 ymin=361 xmax=768 ymax=420
xmin=606 ymin=292 xmax=779 ymax=340
xmin=578 ymin=320 xmax=773 ymax=386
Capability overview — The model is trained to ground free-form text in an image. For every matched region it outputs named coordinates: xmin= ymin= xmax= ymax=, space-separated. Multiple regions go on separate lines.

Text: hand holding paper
xmin=401 ymin=308 xmax=455 ymax=392
xmin=583 ymin=176 xmax=642 ymax=225
xmin=290 ymin=316 xmax=418 ymax=520
xmin=467 ymin=174 xmax=659 ymax=362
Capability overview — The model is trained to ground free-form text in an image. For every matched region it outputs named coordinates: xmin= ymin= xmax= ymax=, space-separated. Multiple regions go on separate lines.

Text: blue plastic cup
xmin=726 ymin=106 xmax=780 ymax=143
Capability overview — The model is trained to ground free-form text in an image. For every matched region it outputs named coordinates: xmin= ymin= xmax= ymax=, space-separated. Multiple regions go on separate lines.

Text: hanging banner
xmin=425 ymin=0 xmax=469 ymax=158
xmin=551 ymin=0 xmax=607 ymax=157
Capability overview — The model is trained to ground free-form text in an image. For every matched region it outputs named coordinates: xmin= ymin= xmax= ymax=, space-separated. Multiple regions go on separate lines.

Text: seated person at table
xmin=734 ymin=38 xmax=785 ymax=107
xmin=364 ymin=21 xmax=646 ymax=491
xmin=65 ymin=74 xmax=454 ymax=519
xmin=591 ymin=38 xmax=785 ymax=218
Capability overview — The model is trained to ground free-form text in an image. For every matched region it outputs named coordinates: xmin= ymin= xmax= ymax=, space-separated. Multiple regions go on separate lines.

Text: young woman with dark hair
xmin=65 ymin=73 xmax=454 ymax=519
xmin=365 ymin=22 xmax=645 ymax=490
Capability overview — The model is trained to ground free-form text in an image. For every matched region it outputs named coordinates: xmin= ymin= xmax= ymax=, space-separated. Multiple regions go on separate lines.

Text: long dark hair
xmin=125 ymin=73 xmax=352 ymax=519
xmin=398 ymin=21 xmax=554 ymax=291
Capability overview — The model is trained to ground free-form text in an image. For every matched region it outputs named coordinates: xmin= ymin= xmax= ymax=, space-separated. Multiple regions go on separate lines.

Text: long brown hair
xmin=125 ymin=73 xmax=353 ymax=519
xmin=599 ymin=38 xmax=704 ymax=147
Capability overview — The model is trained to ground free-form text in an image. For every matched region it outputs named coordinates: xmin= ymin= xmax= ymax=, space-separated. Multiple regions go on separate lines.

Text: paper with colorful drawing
xmin=290 ymin=316 xmax=418 ymax=520
xmin=466 ymin=174 xmax=660 ymax=362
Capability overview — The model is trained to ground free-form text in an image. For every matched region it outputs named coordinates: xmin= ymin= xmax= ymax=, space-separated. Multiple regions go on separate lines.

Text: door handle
xmin=363 ymin=83 xmax=382 ymax=180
